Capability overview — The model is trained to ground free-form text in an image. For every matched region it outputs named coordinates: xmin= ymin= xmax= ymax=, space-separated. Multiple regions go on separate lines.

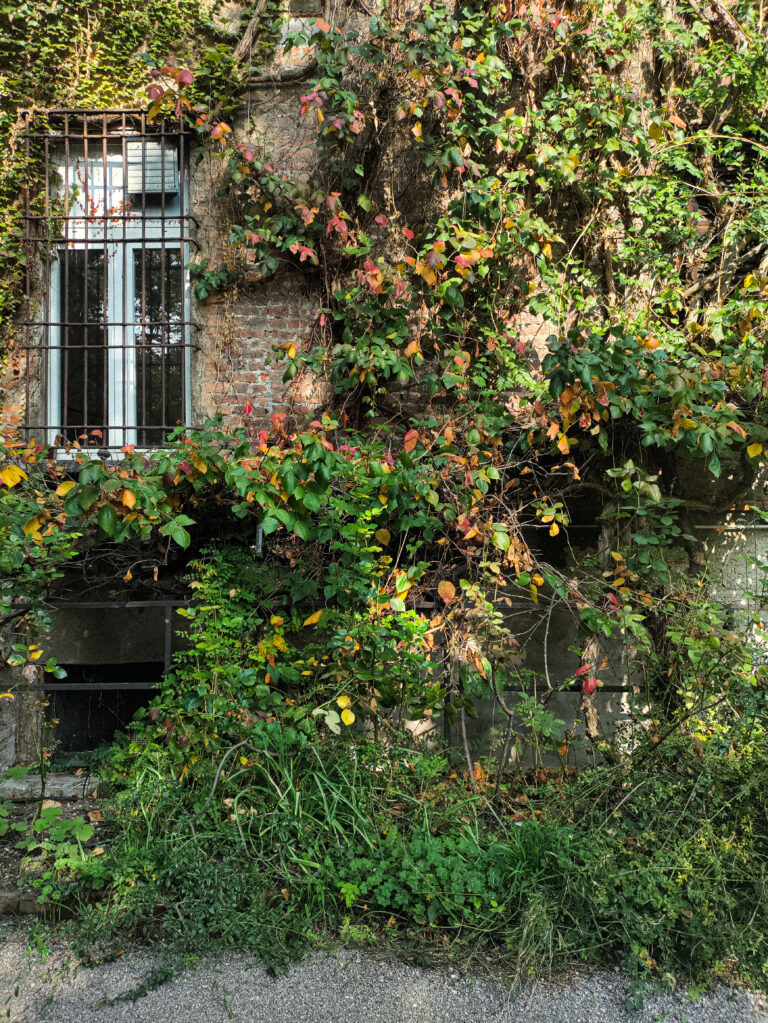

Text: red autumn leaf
xmin=374 ymin=214 xmax=389 ymax=226
xmin=574 ymin=664 xmax=591 ymax=677
xmin=326 ymin=216 xmax=348 ymax=237
xmin=315 ymin=17 xmax=331 ymax=31
xmin=403 ymin=429 xmax=419 ymax=453
xmin=402 ymin=228 xmax=415 ymax=240
xmin=437 ymin=580 xmax=456 ymax=605
xmin=583 ymin=676 xmax=598 ymax=695
xmin=177 ymin=69 xmax=194 ymax=86
xmin=244 ymin=401 xmax=253 ymax=415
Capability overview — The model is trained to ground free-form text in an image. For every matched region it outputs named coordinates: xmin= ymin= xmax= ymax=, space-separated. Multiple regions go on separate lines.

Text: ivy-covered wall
xmin=1 ymin=0 xmax=767 ymax=771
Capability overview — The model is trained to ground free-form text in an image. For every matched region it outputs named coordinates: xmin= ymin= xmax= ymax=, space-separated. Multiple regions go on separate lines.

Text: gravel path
xmin=2 ymin=920 xmax=767 ymax=1023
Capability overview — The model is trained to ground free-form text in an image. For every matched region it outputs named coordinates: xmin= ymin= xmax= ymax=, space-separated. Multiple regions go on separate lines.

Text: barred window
xmin=20 ymin=111 xmax=193 ymax=450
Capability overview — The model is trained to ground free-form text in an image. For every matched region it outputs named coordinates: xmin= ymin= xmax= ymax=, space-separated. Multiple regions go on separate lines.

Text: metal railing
xmin=18 ymin=110 xmax=196 ymax=449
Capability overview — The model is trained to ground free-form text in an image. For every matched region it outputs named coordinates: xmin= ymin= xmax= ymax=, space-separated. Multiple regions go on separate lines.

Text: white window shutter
xmin=125 ymin=141 xmax=178 ymax=196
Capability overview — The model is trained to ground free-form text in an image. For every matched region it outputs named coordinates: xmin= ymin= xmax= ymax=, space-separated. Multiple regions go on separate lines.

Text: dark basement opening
xmin=47 ymin=662 xmax=162 ymax=754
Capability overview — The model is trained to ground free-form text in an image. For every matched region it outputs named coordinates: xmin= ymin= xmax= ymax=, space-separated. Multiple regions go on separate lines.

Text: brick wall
xmin=2 ymin=12 xmax=333 ymax=445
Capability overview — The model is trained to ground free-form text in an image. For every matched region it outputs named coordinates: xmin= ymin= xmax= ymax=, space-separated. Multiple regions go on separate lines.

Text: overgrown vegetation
xmin=1 ymin=0 xmax=768 ymax=992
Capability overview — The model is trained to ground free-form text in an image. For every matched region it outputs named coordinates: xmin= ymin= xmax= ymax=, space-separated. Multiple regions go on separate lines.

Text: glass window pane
xmin=134 ymin=249 xmax=183 ymax=446
xmin=60 ymin=249 xmax=106 ymax=443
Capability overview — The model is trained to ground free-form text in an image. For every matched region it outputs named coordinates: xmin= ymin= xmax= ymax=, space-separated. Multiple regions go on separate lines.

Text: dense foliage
xmin=1 ymin=0 xmax=768 ymax=990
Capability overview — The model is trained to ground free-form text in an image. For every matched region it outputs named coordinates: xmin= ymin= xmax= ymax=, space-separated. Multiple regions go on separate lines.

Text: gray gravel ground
xmin=2 ymin=919 xmax=767 ymax=1023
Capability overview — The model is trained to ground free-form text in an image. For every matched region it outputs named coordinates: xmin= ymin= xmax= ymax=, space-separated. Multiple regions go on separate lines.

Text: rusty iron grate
xmin=17 ymin=110 xmax=196 ymax=450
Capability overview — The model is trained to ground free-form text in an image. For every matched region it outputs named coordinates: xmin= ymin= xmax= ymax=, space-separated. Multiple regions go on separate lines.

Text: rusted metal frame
xmin=19 ymin=111 xmax=193 ymax=444
xmin=24 ymin=112 xmax=32 ymax=434
xmin=26 ymin=683 xmax=159 ymax=691
xmin=139 ymin=111 xmax=149 ymax=445
xmin=62 ymin=111 xmax=71 ymax=445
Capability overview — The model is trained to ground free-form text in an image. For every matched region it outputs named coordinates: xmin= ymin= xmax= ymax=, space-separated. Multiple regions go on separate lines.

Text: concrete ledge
xmin=0 ymin=773 xmax=98 ymax=801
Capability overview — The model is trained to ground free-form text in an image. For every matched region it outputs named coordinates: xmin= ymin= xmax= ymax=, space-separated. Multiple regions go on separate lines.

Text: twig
xmin=459 ymin=707 xmax=477 ymax=795
xmin=189 ymin=740 xmax=257 ymax=825
xmin=232 ymin=0 xmax=271 ymax=64
xmin=247 ymin=59 xmax=319 ymax=86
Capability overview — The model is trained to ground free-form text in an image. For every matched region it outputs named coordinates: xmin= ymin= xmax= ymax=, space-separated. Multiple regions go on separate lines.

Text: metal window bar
xmin=19 ymin=110 xmax=196 ymax=450
xmin=24 ymin=600 xmax=190 ymax=691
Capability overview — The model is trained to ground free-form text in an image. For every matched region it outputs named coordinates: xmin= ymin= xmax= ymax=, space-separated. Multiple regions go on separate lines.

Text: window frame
xmin=19 ymin=110 xmax=194 ymax=453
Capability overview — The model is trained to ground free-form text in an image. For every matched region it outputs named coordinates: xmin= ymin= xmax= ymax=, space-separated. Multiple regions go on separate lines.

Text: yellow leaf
xmin=55 ymin=480 xmax=76 ymax=497
xmin=549 ymin=522 xmax=559 ymax=537
xmin=239 ymin=755 xmax=249 ymax=765
xmin=530 ymin=584 xmax=539 ymax=604
xmin=648 ymin=122 xmax=663 ymax=140
xmin=0 ymin=465 xmax=27 ymax=488
xmin=192 ymin=454 xmax=208 ymax=473
xmin=29 ymin=648 xmax=43 ymax=661
xmin=532 ymin=573 xmax=544 ymax=587
xmin=375 ymin=528 xmax=391 ymax=545
xmin=341 ymin=708 xmax=355 ymax=726
xmin=613 ymin=577 xmax=625 ymax=587
xmin=416 ymin=262 xmax=436 ymax=286
xmin=747 ymin=443 xmax=763 ymax=458
xmin=610 ymin=551 xmax=624 ymax=562
xmin=122 ymin=489 xmax=136 ymax=509
xmin=337 ymin=695 xmax=351 ymax=709
xmin=23 ymin=515 xmax=43 ymax=536
xmin=0 ymin=692 xmax=15 ymax=700
xmin=303 ymin=609 xmax=323 ymax=626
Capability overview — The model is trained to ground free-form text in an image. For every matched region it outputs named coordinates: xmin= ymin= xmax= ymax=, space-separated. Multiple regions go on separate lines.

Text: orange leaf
xmin=403 ymin=429 xmax=419 ymax=453
xmin=437 ymin=580 xmax=456 ymax=604
xmin=122 ymin=489 xmax=136 ymax=509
